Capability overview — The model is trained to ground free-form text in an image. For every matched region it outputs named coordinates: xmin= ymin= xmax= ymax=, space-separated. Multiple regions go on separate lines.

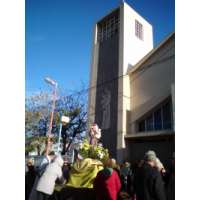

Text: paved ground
xmin=53 ymin=188 xmax=134 ymax=200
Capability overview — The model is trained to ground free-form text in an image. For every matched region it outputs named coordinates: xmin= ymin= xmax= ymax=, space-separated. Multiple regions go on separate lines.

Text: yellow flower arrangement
xmin=78 ymin=139 xmax=109 ymax=162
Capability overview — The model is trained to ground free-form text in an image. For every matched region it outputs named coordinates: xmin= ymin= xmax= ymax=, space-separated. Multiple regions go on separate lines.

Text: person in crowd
xmin=112 ymin=158 xmax=116 ymax=164
xmin=36 ymin=155 xmax=66 ymax=200
xmin=62 ymin=156 xmax=71 ymax=181
xmin=166 ymin=152 xmax=175 ymax=200
xmin=161 ymin=167 xmax=170 ymax=190
xmin=155 ymin=158 xmax=170 ymax=190
xmin=31 ymin=157 xmax=36 ymax=170
xmin=25 ymin=158 xmax=36 ymax=200
xmin=133 ymin=150 xmax=166 ymax=200
xmin=131 ymin=159 xmax=144 ymax=200
xmin=28 ymin=151 xmax=56 ymax=200
xmin=93 ymin=157 xmax=121 ymax=200
xmin=132 ymin=158 xmax=140 ymax=175
xmin=120 ymin=158 xmax=132 ymax=193
xmin=155 ymin=158 xmax=164 ymax=172
xmin=112 ymin=158 xmax=121 ymax=179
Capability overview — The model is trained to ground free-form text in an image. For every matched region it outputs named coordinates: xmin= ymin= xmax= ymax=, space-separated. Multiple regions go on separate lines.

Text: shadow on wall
xmin=127 ymin=63 xmax=133 ymax=72
xmin=126 ymin=109 xmax=130 ymax=135
xmin=116 ymin=140 xmax=131 ymax=166
xmin=129 ymin=138 xmax=175 ymax=170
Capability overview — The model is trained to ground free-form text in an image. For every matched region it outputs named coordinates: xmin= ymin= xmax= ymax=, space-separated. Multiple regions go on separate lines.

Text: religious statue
xmin=100 ymin=87 xmax=111 ymax=130
xmin=89 ymin=124 xmax=101 ymax=147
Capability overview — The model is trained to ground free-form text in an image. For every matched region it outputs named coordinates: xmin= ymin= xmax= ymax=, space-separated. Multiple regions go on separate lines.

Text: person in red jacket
xmin=93 ymin=157 xmax=121 ymax=200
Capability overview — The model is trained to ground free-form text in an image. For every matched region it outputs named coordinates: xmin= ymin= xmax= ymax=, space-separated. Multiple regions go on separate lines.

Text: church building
xmin=86 ymin=2 xmax=175 ymax=169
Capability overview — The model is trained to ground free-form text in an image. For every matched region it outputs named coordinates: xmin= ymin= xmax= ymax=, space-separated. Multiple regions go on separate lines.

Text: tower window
xmin=98 ymin=13 xmax=120 ymax=43
xmin=135 ymin=20 xmax=143 ymax=41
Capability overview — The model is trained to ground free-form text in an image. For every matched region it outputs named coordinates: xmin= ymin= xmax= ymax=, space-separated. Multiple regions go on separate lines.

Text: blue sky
xmin=25 ymin=0 xmax=175 ymax=96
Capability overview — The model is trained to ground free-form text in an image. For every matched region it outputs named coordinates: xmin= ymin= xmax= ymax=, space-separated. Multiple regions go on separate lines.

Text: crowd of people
xmin=25 ymin=151 xmax=175 ymax=200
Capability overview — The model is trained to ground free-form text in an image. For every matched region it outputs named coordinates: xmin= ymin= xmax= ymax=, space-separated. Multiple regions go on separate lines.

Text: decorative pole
xmin=57 ymin=116 xmax=69 ymax=156
xmin=44 ymin=77 xmax=57 ymax=156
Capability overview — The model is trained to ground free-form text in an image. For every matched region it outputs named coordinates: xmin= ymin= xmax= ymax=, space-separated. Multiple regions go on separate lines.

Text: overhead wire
xmin=66 ymin=55 xmax=175 ymax=98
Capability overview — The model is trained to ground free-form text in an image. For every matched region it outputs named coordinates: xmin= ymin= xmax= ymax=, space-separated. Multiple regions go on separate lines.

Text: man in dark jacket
xmin=133 ymin=151 xmax=166 ymax=200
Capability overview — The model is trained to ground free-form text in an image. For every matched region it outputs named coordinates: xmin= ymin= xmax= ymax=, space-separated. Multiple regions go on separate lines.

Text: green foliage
xmin=25 ymin=81 xmax=88 ymax=155
xmin=25 ymin=145 xmax=35 ymax=155
xmin=78 ymin=139 xmax=109 ymax=162
xmin=25 ymin=137 xmax=35 ymax=154
xmin=25 ymin=136 xmax=48 ymax=155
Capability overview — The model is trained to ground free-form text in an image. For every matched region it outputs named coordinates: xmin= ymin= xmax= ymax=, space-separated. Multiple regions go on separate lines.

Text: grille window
xmin=98 ymin=13 xmax=120 ymax=43
xmin=135 ymin=20 xmax=143 ymax=41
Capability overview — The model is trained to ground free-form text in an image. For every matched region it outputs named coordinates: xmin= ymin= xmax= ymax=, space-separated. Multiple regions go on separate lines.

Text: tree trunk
xmin=45 ymin=124 xmax=47 ymax=148
xmin=65 ymin=139 xmax=72 ymax=154
xmin=37 ymin=146 xmax=41 ymax=155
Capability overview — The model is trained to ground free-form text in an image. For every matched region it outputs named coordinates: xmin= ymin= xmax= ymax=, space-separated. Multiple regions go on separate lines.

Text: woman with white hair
xmin=155 ymin=158 xmax=164 ymax=172
xmin=112 ymin=158 xmax=121 ymax=178
xmin=155 ymin=158 xmax=170 ymax=191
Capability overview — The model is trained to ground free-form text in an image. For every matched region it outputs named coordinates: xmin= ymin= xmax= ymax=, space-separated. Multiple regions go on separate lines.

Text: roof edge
xmin=127 ymin=30 xmax=175 ymax=74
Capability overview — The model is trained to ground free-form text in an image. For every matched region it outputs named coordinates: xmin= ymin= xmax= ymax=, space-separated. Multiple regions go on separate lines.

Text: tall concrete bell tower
xmin=86 ymin=2 xmax=153 ymax=163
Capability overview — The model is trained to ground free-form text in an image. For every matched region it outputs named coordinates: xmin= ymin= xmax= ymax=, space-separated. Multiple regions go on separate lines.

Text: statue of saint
xmin=100 ymin=87 xmax=111 ymax=130
xmin=89 ymin=124 xmax=101 ymax=147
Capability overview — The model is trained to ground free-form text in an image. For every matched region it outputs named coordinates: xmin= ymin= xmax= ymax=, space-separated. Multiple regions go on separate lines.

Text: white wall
xmin=117 ymin=2 xmax=153 ymax=163
xmin=123 ymin=3 xmax=153 ymax=73
xmin=129 ymin=36 xmax=175 ymax=135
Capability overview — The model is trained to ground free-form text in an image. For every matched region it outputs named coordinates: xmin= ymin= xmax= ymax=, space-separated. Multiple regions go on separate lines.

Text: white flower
xmin=98 ymin=152 xmax=103 ymax=159
xmin=78 ymin=153 xmax=83 ymax=159
xmin=79 ymin=143 xmax=83 ymax=149
xmin=98 ymin=143 xmax=103 ymax=147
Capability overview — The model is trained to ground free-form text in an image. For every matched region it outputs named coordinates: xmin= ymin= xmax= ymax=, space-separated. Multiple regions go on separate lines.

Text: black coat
xmin=62 ymin=163 xmax=71 ymax=172
xmin=25 ymin=165 xmax=35 ymax=194
xmin=133 ymin=162 xmax=166 ymax=200
xmin=62 ymin=164 xmax=71 ymax=180
xmin=166 ymin=168 xmax=175 ymax=200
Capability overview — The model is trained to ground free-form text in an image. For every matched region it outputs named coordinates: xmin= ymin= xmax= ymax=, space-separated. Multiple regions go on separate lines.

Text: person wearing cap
xmin=133 ymin=150 xmax=166 ymax=200
xmin=166 ymin=153 xmax=175 ymax=200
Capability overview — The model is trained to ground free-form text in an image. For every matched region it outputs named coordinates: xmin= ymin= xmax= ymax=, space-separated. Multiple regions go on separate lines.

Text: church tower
xmin=86 ymin=2 xmax=153 ymax=163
